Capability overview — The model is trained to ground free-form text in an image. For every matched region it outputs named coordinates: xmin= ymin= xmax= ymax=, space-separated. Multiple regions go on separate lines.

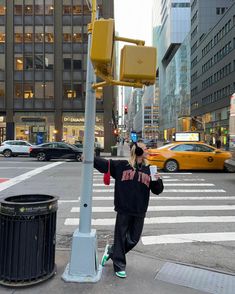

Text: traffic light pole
xmin=62 ymin=4 xmax=102 ymax=282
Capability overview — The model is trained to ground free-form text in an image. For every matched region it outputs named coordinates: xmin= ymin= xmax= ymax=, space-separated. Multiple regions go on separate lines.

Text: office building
xmin=190 ymin=0 xmax=235 ymax=144
xmin=0 ymin=0 xmax=114 ymax=151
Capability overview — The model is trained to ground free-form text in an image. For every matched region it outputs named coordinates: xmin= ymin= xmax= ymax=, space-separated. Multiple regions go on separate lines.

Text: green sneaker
xmin=101 ymin=244 xmax=110 ymax=266
xmin=115 ymin=271 xmax=127 ymax=278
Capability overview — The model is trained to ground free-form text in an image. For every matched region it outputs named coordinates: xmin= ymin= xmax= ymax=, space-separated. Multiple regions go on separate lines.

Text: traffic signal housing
xmin=90 ymin=19 xmax=114 ymax=76
xmin=124 ymin=106 xmax=128 ymax=115
xmin=120 ymin=45 xmax=157 ymax=85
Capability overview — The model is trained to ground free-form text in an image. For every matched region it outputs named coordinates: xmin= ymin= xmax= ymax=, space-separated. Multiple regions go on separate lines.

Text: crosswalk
xmin=62 ymin=170 xmax=235 ymax=246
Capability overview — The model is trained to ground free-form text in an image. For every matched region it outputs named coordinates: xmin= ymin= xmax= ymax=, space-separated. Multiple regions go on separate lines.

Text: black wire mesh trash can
xmin=0 ymin=194 xmax=58 ymax=287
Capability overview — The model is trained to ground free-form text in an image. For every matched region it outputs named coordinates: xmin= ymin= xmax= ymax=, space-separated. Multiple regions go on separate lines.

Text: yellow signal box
xmin=90 ymin=19 xmax=114 ymax=76
xmin=120 ymin=45 xmax=157 ymax=85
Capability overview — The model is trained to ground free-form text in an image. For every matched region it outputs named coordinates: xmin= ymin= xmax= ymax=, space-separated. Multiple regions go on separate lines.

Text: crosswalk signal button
xmin=120 ymin=45 xmax=157 ymax=85
xmin=90 ymin=19 xmax=114 ymax=76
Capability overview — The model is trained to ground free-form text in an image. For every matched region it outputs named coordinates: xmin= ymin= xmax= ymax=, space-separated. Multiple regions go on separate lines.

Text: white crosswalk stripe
xmin=64 ymin=172 xmax=235 ymax=245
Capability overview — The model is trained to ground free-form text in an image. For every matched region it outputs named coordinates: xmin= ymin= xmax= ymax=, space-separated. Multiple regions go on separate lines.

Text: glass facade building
xmin=0 ymin=0 xmax=115 ymax=150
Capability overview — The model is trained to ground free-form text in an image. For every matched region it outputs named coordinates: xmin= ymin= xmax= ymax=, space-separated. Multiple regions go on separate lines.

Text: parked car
xmin=224 ymin=150 xmax=235 ymax=172
xmin=147 ymin=141 xmax=232 ymax=172
xmin=29 ymin=142 xmax=82 ymax=162
xmin=0 ymin=140 xmax=34 ymax=157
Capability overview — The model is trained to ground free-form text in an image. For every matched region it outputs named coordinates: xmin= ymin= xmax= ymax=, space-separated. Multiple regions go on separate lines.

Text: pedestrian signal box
xmin=90 ymin=19 xmax=114 ymax=76
xmin=120 ymin=45 xmax=157 ymax=85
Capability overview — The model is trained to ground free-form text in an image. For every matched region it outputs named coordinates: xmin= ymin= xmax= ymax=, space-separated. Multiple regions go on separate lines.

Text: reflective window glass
xmin=63 ymin=83 xmax=73 ymax=98
xmin=35 ymin=55 xmax=43 ymax=69
xmin=15 ymin=33 xmax=23 ymax=43
xmin=0 ymin=27 xmax=5 ymax=43
xmin=73 ymin=54 xmax=82 ymax=70
xmin=35 ymin=82 xmax=44 ymax=98
xmin=73 ymin=5 xmax=82 ymax=14
xmin=35 ymin=0 xmax=44 ymax=15
xmin=45 ymin=82 xmax=54 ymax=98
xmin=63 ymin=54 xmax=71 ymax=69
xmin=45 ymin=54 xmax=54 ymax=69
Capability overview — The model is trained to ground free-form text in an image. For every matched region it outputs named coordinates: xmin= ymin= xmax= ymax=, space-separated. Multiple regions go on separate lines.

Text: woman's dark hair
xmin=134 ymin=142 xmax=144 ymax=156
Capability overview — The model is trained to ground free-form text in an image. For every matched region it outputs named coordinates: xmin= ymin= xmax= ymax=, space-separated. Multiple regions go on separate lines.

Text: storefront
xmin=14 ymin=112 xmax=55 ymax=144
xmin=63 ymin=113 xmax=104 ymax=148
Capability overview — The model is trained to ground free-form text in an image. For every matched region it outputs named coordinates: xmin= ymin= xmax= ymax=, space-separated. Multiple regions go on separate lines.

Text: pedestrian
xmin=94 ymin=142 xmax=164 ymax=278
xmin=216 ymin=137 xmax=222 ymax=149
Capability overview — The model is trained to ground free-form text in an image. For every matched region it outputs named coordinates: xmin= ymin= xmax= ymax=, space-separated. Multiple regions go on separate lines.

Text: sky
xmin=114 ymin=0 xmax=153 ymax=46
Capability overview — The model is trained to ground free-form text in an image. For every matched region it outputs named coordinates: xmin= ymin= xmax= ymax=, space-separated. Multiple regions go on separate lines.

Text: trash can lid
xmin=0 ymin=194 xmax=59 ymax=216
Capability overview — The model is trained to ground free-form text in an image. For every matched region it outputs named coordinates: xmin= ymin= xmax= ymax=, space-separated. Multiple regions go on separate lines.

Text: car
xmin=224 ymin=150 xmax=235 ymax=172
xmin=147 ymin=141 xmax=232 ymax=172
xmin=29 ymin=142 xmax=82 ymax=162
xmin=0 ymin=140 xmax=34 ymax=157
xmin=145 ymin=139 xmax=158 ymax=148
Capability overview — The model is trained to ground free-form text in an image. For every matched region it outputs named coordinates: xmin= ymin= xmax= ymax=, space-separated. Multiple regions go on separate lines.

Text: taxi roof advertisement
xmin=175 ymin=132 xmax=200 ymax=142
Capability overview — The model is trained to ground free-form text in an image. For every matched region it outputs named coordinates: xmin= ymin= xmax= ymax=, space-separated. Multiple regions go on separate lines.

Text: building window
xmin=15 ymin=55 xmax=23 ymax=70
xmin=35 ymin=26 xmax=44 ymax=42
xmin=0 ymin=4 xmax=5 ymax=15
xmin=14 ymin=83 xmax=23 ymax=98
xmin=24 ymin=56 xmax=33 ymax=70
xmin=35 ymin=0 xmax=44 ymax=15
xmin=35 ymin=55 xmax=44 ymax=69
xmin=73 ymin=83 xmax=82 ymax=98
xmin=25 ymin=5 xmax=33 ymax=15
xmin=73 ymin=54 xmax=82 ymax=70
xmin=35 ymin=82 xmax=44 ymax=98
xmin=0 ymin=82 xmax=4 ymax=97
xmin=45 ymin=54 xmax=54 ymax=69
xmin=0 ymin=54 xmax=4 ymax=71
xmin=45 ymin=82 xmax=54 ymax=98
xmin=73 ymin=26 xmax=82 ymax=42
xmin=45 ymin=4 xmax=54 ymax=15
xmin=45 ymin=26 xmax=54 ymax=43
xmin=73 ymin=5 xmax=82 ymax=15
xmin=14 ymin=5 xmax=23 ymax=15
xmin=63 ymin=26 xmax=72 ymax=42
xmin=63 ymin=5 xmax=72 ymax=14
xmin=63 ymin=54 xmax=72 ymax=70
xmin=24 ymin=83 xmax=34 ymax=99
xmin=0 ymin=27 xmax=5 ymax=43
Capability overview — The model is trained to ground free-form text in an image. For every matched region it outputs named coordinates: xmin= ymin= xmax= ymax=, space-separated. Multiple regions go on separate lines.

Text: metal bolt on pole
xmin=62 ymin=0 xmax=102 ymax=283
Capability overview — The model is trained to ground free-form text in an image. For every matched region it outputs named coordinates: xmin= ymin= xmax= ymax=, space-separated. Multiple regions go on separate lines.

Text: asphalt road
xmin=0 ymin=156 xmax=235 ymax=274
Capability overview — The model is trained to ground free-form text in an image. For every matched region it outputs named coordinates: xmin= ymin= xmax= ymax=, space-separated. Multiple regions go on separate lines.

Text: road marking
xmin=59 ymin=196 xmax=235 ymax=203
xmin=71 ymin=205 xmax=235 ymax=213
xmin=93 ymin=189 xmax=225 ymax=193
xmin=0 ymin=162 xmax=63 ymax=192
xmin=92 ymin=183 xmax=214 ymax=187
xmin=0 ymin=167 xmax=34 ymax=169
xmin=0 ymin=178 xmax=9 ymax=183
xmin=64 ymin=216 xmax=235 ymax=226
xmin=141 ymin=232 xmax=235 ymax=245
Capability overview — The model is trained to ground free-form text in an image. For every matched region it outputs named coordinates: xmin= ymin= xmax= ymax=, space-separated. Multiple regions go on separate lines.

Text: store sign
xmin=21 ymin=117 xmax=46 ymax=122
xmin=0 ymin=116 xmax=4 ymax=122
xmin=64 ymin=117 xmax=85 ymax=123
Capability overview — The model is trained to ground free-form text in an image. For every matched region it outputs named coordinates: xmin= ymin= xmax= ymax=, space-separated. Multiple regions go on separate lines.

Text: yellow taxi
xmin=147 ymin=142 xmax=232 ymax=172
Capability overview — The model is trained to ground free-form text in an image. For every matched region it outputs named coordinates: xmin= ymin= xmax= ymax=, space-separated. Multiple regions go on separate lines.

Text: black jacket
xmin=94 ymin=157 xmax=164 ymax=217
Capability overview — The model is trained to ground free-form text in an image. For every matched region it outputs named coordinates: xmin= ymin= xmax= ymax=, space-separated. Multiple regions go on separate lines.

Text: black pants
xmin=108 ymin=213 xmax=145 ymax=272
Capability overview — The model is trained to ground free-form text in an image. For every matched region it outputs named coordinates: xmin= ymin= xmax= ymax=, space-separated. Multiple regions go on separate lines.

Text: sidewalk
xmin=0 ymin=249 xmax=209 ymax=294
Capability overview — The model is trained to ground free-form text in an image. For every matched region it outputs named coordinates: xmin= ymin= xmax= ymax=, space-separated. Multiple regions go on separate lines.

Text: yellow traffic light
xmin=90 ymin=18 xmax=114 ymax=76
xmin=120 ymin=45 xmax=157 ymax=85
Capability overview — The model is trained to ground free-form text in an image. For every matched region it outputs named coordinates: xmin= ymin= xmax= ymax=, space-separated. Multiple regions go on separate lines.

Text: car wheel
xmin=164 ymin=159 xmax=179 ymax=172
xmin=3 ymin=149 xmax=12 ymax=157
xmin=76 ymin=153 xmax=82 ymax=162
xmin=37 ymin=152 xmax=46 ymax=161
